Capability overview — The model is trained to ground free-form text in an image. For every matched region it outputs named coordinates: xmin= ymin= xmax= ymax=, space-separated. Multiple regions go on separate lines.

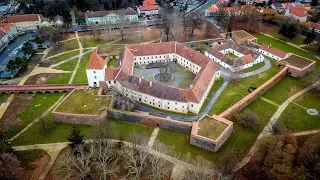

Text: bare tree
xmin=229 ymin=69 xmax=242 ymax=83
xmin=184 ymin=156 xmax=216 ymax=180
xmin=171 ymin=12 xmax=183 ymax=40
xmin=235 ymin=110 xmax=260 ymax=131
xmin=123 ymin=146 xmax=149 ymax=180
xmin=118 ymin=11 xmax=130 ymax=40
xmin=112 ymin=81 xmax=137 ymax=111
xmin=159 ymin=6 xmax=174 ymax=41
xmin=0 ymin=153 xmax=24 ymax=180
xmin=55 ymin=145 xmax=94 ymax=179
xmin=92 ymin=139 xmax=119 ymax=180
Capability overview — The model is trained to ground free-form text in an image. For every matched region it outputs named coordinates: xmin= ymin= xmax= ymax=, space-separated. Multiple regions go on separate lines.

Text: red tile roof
xmin=302 ymin=3 xmax=311 ymax=7
xmin=143 ymin=0 xmax=157 ymax=6
xmin=290 ymin=6 xmax=307 ymax=17
xmin=207 ymin=5 xmax=218 ymax=12
xmin=138 ymin=4 xmax=158 ymax=11
xmin=240 ymin=54 xmax=254 ymax=64
xmin=7 ymin=14 xmax=40 ymax=23
xmin=87 ymin=51 xmax=106 ymax=69
xmin=260 ymin=44 xmax=287 ymax=58
xmin=310 ymin=22 xmax=320 ymax=30
xmin=105 ymin=67 xmax=120 ymax=80
xmin=282 ymin=2 xmax=293 ymax=8
xmin=127 ymin=42 xmax=175 ymax=56
xmin=0 ymin=23 xmax=14 ymax=33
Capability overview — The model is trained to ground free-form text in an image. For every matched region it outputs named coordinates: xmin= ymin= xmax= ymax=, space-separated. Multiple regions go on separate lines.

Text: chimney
xmin=190 ymin=84 xmax=193 ymax=89
xmin=150 ymin=81 xmax=152 ymax=87
xmin=139 ymin=77 xmax=142 ymax=83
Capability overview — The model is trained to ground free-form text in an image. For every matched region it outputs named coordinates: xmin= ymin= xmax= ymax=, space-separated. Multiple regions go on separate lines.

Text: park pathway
xmin=261 ymin=33 xmax=320 ymax=61
xmin=146 ymin=127 xmax=159 ymax=149
xmin=69 ymin=31 xmax=83 ymax=84
xmin=235 ymin=80 xmax=320 ymax=171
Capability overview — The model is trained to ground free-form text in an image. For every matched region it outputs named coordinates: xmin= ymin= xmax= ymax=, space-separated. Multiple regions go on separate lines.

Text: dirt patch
xmin=62 ymin=33 xmax=76 ymax=40
xmin=0 ymin=94 xmax=34 ymax=133
xmin=23 ymin=153 xmax=50 ymax=180
xmin=24 ymin=73 xmax=60 ymax=85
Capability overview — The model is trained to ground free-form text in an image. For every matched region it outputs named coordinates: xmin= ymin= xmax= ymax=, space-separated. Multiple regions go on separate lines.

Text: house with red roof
xmin=302 ymin=3 xmax=311 ymax=10
xmin=85 ymin=8 xmax=138 ymax=25
xmin=86 ymin=41 xmax=221 ymax=114
xmin=285 ymin=6 xmax=307 ymax=22
xmin=205 ymin=4 xmax=258 ymax=17
xmin=205 ymin=42 xmax=264 ymax=72
xmin=309 ymin=22 xmax=320 ymax=34
xmin=6 ymin=14 xmax=41 ymax=31
xmin=282 ymin=2 xmax=294 ymax=8
xmin=137 ymin=0 xmax=159 ymax=16
xmin=259 ymin=44 xmax=288 ymax=61
xmin=0 ymin=23 xmax=17 ymax=52
xmin=86 ymin=51 xmax=107 ymax=87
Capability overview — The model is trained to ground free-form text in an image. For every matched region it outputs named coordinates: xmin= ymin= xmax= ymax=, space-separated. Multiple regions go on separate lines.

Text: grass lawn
xmin=81 ymin=38 xmax=111 ymax=48
xmin=46 ymin=73 xmax=72 ymax=84
xmin=55 ymin=59 xmax=78 ymax=71
xmin=48 ymin=50 xmax=79 ymax=63
xmin=0 ymin=94 xmax=9 ymax=104
xmin=210 ymin=63 xmax=279 ymax=115
xmin=199 ymin=79 xmax=224 ymax=113
xmin=195 ymin=43 xmax=211 ymax=53
xmin=252 ymin=33 xmax=317 ymax=61
xmin=279 ymin=90 xmax=320 ymax=132
xmin=11 ymin=118 xmax=153 ymax=146
xmin=262 ymin=76 xmax=303 ymax=105
xmin=302 ymin=44 xmax=320 ymax=57
xmin=47 ymin=39 xmax=79 ymax=57
xmin=73 ymin=53 xmax=90 ymax=84
xmin=198 ymin=117 xmax=227 ymax=140
xmin=268 ymin=31 xmax=304 ymax=46
xmin=107 ymin=59 xmax=118 ymax=68
xmin=227 ymin=53 xmax=238 ymax=59
xmin=56 ymin=89 xmax=110 ymax=115
xmin=5 ymin=93 xmax=63 ymax=139
xmin=36 ymin=48 xmax=46 ymax=53
xmin=243 ymin=62 xmax=265 ymax=73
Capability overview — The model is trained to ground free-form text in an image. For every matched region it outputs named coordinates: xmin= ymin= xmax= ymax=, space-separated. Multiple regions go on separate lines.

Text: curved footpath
xmin=136 ymin=57 xmax=272 ymax=121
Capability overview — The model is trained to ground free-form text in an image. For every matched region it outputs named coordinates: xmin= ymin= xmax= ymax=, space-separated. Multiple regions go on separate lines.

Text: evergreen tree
xmin=21 ymin=42 xmax=35 ymax=56
xmin=303 ymin=29 xmax=316 ymax=45
xmin=67 ymin=125 xmax=84 ymax=149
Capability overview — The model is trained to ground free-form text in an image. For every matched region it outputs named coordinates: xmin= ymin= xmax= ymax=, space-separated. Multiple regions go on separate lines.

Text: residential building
xmin=302 ymin=3 xmax=311 ymax=10
xmin=205 ymin=5 xmax=257 ymax=17
xmin=205 ymin=42 xmax=264 ymax=72
xmin=238 ymin=0 xmax=267 ymax=5
xmin=85 ymin=8 xmax=138 ymax=25
xmin=6 ymin=14 xmax=41 ymax=31
xmin=282 ymin=2 xmax=294 ymax=8
xmin=137 ymin=0 xmax=159 ymax=16
xmin=86 ymin=41 xmax=221 ymax=114
xmin=291 ymin=2 xmax=302 ymax=7
xmin=285 ymin=6 xmax=307 ymax=22
xmin=309 ymin=22 xmax=320 ymax=33
xmin=259 ymin=44 xmax=288 ymax=61
xmin=0 ymin=23 xmax=17 ymax=52
xmin=271 ymin=3 xmax=284 ymax=10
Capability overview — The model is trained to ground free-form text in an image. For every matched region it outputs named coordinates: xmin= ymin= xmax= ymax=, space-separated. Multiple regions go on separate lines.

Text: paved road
xmin=185 ymin=0 xmax=219 ymax=17
xmin=0 ymin=33 xmax=34 ymax=77
xmin=136 ymin=80 xmax=230 ymax=122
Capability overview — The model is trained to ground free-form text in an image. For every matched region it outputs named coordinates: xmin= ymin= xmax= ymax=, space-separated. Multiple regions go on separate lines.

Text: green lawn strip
xmin=55 ymin=59 xmax=78 ymax=71
xmin=73 ymin=53 xmax=91 ymax=84
xmin=48 ymin=50 xmax=79 ymax=63
xmin=5 ymin=93 xmax=63 ymax=139
xmin=252 ymin=33 xmax=317 ymax=61
xmin=302 ymin=45 xmax=320 ymax=57
xmin=56 ymin=89 xmax=110 ymax=115
xmin=268 ymin=31 xmax=304 ymax=46
xmin=210 ymin=63 xmax=279 ymax=115
xmin=107 ymin=59 xmax=118 ymax=68
xmin=243 ymin=62 xmax=265 ymax=73
xmin=0 ymin=94 xmax=9 ymax=104
xmin=36 ymin=48 xmax=46 ymax=53
xmin=227 ymin=53 xmax=238 ymax=59
xmin=262 ymin=76 xmax=303 ymax=105
xmin=143 ymin=103 xmax=196 ymax=117
xmin=46 ymin=73 xmax=72 ymax=84
xmin=195 ymin=43 xmax=211 ymax=53
xmin=47 ymin=39 xmax=79 ymax=57
xmin=11 ymin=118 xmax=153 ymax=146
xmin=199 ymin=79 xmax=224 ymax=113
xmin=81 ymin=38 xmax=111 ymax=48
